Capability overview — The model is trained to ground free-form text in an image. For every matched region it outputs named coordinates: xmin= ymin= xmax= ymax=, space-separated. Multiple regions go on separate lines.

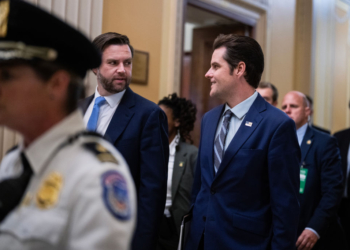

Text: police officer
xmin=0 ymin=1 xmax=136 ymax=249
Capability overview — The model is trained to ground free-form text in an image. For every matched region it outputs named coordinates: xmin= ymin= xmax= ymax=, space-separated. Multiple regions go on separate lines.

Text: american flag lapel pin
xmin=245 ymin=121 xmax=253 ymax=127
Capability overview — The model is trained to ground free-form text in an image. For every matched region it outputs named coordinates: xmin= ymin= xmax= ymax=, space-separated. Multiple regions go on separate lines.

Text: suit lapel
xmin=105 ymin=87 xmax=135 ymax=143
xmin=214 ymin=95 xmax=265 ymax=179
xmin=80 ymin=94 xmax=94 ymax=114
xmin=300 ymin=126 xmax=314 ymax=164
xmin=172 ymin=143 xmax=186 ymax=199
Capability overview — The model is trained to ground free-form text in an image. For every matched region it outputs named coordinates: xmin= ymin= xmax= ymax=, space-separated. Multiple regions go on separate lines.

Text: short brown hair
xmin=258 ymin=82 xmax=278 ymax=103
xmin=92 ymin=32 xmax=134 ymax=57
xmin=213 ymin=34 xmax=264 ymax=88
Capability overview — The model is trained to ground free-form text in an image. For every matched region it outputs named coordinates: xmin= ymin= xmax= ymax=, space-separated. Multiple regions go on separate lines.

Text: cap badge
xmin=0 ymin=0 xmax=9 ymax=37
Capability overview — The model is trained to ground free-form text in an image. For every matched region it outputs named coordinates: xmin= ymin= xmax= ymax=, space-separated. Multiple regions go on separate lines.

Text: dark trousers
xmin=339 ymin=198 xmax=350 ymax=250
xmin=157 ymin=215 xmax=179 ymax=250
xmin=197 ymin=234 xmax=204 ymax=250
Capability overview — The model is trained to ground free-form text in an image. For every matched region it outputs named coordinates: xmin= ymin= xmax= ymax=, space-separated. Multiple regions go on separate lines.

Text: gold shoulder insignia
xmin=83 ymin=142 xmax=119 ymax=164
xmin=36 ymin=172 xmax=63 ymax=209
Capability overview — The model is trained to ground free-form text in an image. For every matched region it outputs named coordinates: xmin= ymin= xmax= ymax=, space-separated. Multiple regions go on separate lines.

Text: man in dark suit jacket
xmin=80 ymin=32 xmax=169 ymax=250
xmin=334 ymin=127 xmax=350 ymax=250
xmin=305 ymin=95 xmax=331 ymax=134
xmin=185 ymin=34 xmax=301 ymax=250
xmin=282 ymin=91 xmax=346 ymax=250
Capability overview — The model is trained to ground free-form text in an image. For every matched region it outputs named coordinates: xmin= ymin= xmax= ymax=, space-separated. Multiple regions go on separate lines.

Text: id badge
xmin=299 ymin=168 xmax=308 ymax=194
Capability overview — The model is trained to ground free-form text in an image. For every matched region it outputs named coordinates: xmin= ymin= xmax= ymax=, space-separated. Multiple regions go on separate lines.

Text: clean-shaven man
xmin=282 ymin=91 xmax=346 ymax=250
xmin=185 ymin=34 xmax=301 ymax=250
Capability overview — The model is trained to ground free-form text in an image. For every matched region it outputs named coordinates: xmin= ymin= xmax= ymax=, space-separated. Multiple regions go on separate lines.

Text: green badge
xmin=299 ymin=168 xmax=308 ymax=194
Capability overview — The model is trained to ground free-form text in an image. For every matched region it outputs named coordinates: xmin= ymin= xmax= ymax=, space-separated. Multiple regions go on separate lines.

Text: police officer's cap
xmin=0 ymin=0 xmax=101 ymax=78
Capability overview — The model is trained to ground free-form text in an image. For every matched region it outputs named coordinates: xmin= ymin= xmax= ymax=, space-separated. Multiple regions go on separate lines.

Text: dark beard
xmin=97 ymin=70 xmax=130 ymax=94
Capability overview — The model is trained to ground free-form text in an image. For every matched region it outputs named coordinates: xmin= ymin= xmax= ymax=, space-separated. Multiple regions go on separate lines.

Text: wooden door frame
xmin=180 ymin=0 xmax=271 ymax=93
xmin=158 ymin=0 xmax=270 ymax=100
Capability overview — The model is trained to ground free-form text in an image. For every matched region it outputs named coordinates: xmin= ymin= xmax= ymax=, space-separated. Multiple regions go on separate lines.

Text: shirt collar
xmin=169 ymin=133 xmax=180 ymax=155
xmin=23 ymin=110 xmax=85 ymax=175
xmin=95 ymin=87 xmax=126 ymax=108
xmin=297 ymin=122 xmax=308 ymax=146
xmin=224 ymin=91 xmax=258 ymax=119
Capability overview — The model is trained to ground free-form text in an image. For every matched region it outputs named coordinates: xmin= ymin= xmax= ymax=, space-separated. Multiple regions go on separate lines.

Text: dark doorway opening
xmin=181 ymin=4 xmax=253 ymax=146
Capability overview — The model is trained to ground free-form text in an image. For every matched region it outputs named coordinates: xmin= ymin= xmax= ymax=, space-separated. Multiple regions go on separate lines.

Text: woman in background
xmin=157 ymin=93 xmax=198 ymax=250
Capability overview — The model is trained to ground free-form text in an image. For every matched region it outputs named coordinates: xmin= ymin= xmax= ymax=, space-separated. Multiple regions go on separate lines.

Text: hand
xmin=296 ymin=229 xmax=318 ymax=250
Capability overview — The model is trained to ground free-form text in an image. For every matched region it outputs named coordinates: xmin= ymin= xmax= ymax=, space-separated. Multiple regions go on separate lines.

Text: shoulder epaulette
xmin=83 ymin=142 xmax=119 ymax=164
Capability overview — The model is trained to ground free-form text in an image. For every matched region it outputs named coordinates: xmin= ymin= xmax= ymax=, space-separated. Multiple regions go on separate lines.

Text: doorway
xmin=181 ymin=5 xmax=252 ymax=146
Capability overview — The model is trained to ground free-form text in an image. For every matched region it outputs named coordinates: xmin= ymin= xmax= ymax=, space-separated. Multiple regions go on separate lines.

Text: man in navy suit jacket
xmin=80 ymin=32 xmax=169 ymax=250
xmin=184 ymin=34 xmax=300 ymax=250
xmin=282 ymin=91 xmax=346 ymax=250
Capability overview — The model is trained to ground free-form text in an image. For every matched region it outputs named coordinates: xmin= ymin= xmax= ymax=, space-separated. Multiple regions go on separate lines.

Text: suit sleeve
xmin=306 ymin=136 xmax=343 ymax=236
xmin=268 ymin=118 xmax=301 ymax=250
xmin=131 ymin=107 xmax=169 ymax=250
xmin=191 ymin=116 xmax=205 ymax=205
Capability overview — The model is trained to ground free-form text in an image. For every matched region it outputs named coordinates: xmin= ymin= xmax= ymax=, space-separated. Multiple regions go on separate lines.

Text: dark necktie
xmin=213 ymin=110 xmax=233 ymax=172
xmin=0 ymin=152 xmax=33 ymax=222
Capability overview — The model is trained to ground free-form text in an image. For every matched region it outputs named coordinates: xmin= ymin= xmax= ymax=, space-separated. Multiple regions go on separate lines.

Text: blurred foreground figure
xmin=0 ymin=1 xmax=136 ymax=249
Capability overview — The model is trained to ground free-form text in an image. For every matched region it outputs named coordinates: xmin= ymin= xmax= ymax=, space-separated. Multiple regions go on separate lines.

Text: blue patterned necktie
xmin=87 ymin=96 xmax=106 ymax=131
xmin=214 ymin=110 xmax=233 ymax=172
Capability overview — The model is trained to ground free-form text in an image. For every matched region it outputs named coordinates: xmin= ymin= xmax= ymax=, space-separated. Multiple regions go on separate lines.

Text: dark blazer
xmin=311 ymin=124 xmax=330 ymax=134
xmin=80 ymin=87 xmax=169 ymax=250
xmin=185 ymin=94 xmax=301 ymax=250
xmin=334 ymin=128 xmax=350 ymax=249
xmin=298 ymin=126 xmax=346 ymax=250
xmin=334 ymin=128 xmax=350 ymax=192
xmin=157 ymin=141 xmax=198 ymax=250
xmin=170 ymin=141 xmax=198 ymax=233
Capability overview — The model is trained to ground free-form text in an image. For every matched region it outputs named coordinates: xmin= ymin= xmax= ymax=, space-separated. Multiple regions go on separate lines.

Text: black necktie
xmin=0 ymin=152 xmax=33 ymax=222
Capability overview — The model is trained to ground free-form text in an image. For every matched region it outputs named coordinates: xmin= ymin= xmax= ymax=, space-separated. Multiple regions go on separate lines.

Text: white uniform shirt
xmin=83 ymin=87 xmax=126 ymax=135
xmin=0 ymin=110 xmax=136 ymax=250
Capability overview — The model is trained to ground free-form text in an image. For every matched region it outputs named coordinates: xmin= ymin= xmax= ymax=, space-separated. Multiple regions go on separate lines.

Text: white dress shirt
xmin=296 ymin=123 xmax=320 ymax=239
xmin=83 ymin=87 xmax=126 ymax=135
xmin=164 ymin=133 xmax=180 ymax=217
xmin=214 ymin=91 xmax=258 ymax=173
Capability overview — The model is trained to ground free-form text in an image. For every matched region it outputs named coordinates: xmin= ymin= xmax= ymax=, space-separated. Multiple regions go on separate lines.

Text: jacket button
xmin=210 ymin=189 xmax=216 ymax=195
xmin=203 ymin=216 xmax=206 ymax=221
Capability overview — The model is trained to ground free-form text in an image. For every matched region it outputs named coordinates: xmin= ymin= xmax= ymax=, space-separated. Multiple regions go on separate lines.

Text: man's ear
xmin=235 ymin=61 xmax=246 ymax=78
xmin=46 ymin=70 xmax=71 ymax=101
xmin=305 ymin=106 xmax=311 ymax=117
xmin=92 ymin=68 xmax=98 ymax=75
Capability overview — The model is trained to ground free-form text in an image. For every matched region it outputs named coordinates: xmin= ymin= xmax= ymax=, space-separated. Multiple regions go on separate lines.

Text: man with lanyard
xmin=282 ymin=91 xmax=346 ymax=250
xmin=0 ymin=1 xmax=136 ymax=249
